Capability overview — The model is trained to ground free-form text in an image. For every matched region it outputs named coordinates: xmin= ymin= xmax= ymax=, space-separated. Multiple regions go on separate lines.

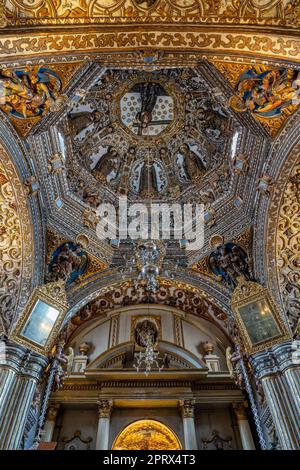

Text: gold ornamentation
xmin=5 ymin=1 xmax=300 ymax=26
xmin=65 ymin=279 xmax=227 ymax=342
xmin=0 ymin=0 xmax=6 ymax=28
xmin=231 ymin=278 xmax=292 ymax=354
xmin=10 ymin=279 xmax=69 ymax=356
xmin=0 ymin=63 xmax=82 ymax=136
xmin=112 ymin=419 xmax=181 ymax=450
xmin=212 ymin=60 xmax=300 ymax=136
xmin=275 ymin=161 xmax=300 ymax=334
xmin=0 ymin=145 xmax=33 ymax=333
xmin=0 ymin=32 xmax=300 ymax=63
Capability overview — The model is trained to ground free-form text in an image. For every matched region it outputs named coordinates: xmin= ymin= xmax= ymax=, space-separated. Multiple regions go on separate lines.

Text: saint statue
xmin=139 ymin=160 xmax=158 ymax=195
xmin=92 ymin=147 xmax=120 ymax=182
xmin=179 ymin=143 xmax=205 ymax=181
xmin=133 ymin=82 xmax=164 ymax=130
xmin=68 ymin=109 xmax=103 ymax=135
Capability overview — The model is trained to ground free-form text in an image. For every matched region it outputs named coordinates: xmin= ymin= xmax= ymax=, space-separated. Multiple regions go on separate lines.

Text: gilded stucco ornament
xmin=0 ymin=145 xmax=33 ymax=333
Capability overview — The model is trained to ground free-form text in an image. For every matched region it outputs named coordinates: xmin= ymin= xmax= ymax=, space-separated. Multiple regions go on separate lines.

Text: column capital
xmin=179 ymin=399 xmax=195 ymax=418
xmin=46 ymin=404 xmax=60 ymax=422
xmin=250 ymin=341 xmax=298 ymax=380
xmin=0 ymin=339 xmax=48 ymax=380
xmin=97 ymin=399 xmax=113 ymax=419
xmin=233 ymin=403 xmax=248 ymax=422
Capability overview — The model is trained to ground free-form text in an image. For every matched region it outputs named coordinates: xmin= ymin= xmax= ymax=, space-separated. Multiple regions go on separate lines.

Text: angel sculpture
xmin=208 ymin=242 xmax=251 ymax=288
xmin=0 ymin=66 xmax=63 ymax=119
xmin=226 ymin=346 xmax=244 ymax=389
xmin=52 ymin=343 xmax=68 ymax=392
xmin=64 ymin=347 xmax=74 ymax=376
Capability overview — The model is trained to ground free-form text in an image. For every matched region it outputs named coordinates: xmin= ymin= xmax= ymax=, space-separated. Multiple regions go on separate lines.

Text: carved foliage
xmin=276 ymin=161 xmax=300 ymax=333
xmin=0 ymin=146 xmax=33 ymax=332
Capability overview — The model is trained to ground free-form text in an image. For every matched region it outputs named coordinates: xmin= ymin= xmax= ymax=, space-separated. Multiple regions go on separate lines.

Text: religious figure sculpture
xmin=133 ymin=82 xmax=163 ymax=130
xmin=92 ymin=147 xmax=120 ymax=182
xmin=52 ymin=342 xmax=68 ymax=392
xmin=208 ymin=242 xmax=252 ymax=288
xmin=197 ymin=104 xmax=229 ymax=139
xmin=230 ymin=66 xmax=300 ymax=118
xmin=139 ymin=160 xmax=158 ymax=195
xmin=46 ymin=242 xmax=88 ymax=285
xmin=68 ymin=109 xmax=103 ymax=136
xmin=179 ymin=143 xmax=205 ymax=182
xmin=226 ymin=346 xmax=244 ymax=389
xmin=0 ymin=66 xmax=63 ymax=118
xmin=135 ymin=320 xmax=158 ymax=348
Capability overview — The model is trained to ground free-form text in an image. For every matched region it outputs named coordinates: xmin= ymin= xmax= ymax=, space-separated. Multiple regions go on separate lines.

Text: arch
xmin=87 ymin=340 xmax=208 ymax=371
xmin=112 ymin=419 xmax=182 ymax=450
xmin=0 ymin=143 xmax=33 ymax=333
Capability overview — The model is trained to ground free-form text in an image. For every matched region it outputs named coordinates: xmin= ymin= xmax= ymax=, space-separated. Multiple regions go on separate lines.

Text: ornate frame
xmin=11 ymin=280 xmax=69 ymax=356
xmin=230 ymin=278 xmax=291 ymax=354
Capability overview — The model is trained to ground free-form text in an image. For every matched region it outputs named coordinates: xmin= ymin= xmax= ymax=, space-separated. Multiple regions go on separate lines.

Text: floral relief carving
xmin=0 ymin=145 xmax=33 ymax=332
xmin=276 ymin=161 xmax=300 ymax=334
xmin=5 ymin=1 xmax=300 ymax=26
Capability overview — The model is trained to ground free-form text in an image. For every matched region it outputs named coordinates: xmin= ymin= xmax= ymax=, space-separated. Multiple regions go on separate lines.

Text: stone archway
xmin=112 ymin=419 xmax=182 ymax=450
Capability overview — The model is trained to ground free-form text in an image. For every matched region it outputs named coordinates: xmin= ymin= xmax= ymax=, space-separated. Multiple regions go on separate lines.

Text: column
xmin=0 ymin=340 xmax=47 ymax=449
xmin=43 ymin=405 xmax=60 ymax=442
xmin=250 ymin=341 xmax=300 ymax=450
xmin=233 ymin=404 xmax=255 ymax=450
xmin=179 ymin=399 xmax=198 ymax=450
xmin=95 ymin=400 xmax=113 ymax=450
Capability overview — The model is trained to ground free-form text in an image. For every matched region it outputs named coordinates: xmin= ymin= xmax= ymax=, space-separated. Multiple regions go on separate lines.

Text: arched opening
xmin=112 ymin=419 xmax=182 ymax=450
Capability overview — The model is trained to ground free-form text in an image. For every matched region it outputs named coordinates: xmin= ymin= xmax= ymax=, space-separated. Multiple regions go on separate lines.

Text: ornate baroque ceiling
xmin=0 ymin=1 xmax=299 ymax=340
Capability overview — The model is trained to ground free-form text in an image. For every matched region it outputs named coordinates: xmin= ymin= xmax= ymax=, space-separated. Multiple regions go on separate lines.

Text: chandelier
xmin=133 ymin=332 xmax=165 ymax=376
xmin=136 ymin=241 xmax=162 ymax=292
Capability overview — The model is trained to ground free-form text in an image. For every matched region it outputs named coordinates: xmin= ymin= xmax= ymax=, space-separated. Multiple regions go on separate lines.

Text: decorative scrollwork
xmin=0 ymin=146 xmax=33 ymax=333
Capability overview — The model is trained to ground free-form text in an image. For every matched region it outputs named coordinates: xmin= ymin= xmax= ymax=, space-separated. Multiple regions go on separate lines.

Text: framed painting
xmin=231 ymin=279 xmax=291 ymax=354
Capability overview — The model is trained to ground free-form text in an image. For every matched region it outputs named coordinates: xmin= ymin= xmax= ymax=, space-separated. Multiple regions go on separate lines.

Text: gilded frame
xmin=231 ymin=279 xmax=291 ymax=354
xmin=11 ymin=280 xmax=69 ymax=356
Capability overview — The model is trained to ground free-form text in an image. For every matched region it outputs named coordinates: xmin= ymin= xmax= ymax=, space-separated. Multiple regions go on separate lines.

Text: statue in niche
xmin=68 ymin=109 xmax=103 ymax=135
xmin=208 ymin=242 xmax=252 ymax=288
xmin=135 ymin=320 xmax=158 ymax=347
xmin=46 ymin=242 xmax=88 ymax=285
xmin=92 ymin=147 xmax=120 ymax=182
xmin=133 ymin=82 xmax=164 ymax=130
xmin=179 ymin=143 xmax=205 ymax=182
xmin=139 ymin=160 xmax=158 ymax=195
